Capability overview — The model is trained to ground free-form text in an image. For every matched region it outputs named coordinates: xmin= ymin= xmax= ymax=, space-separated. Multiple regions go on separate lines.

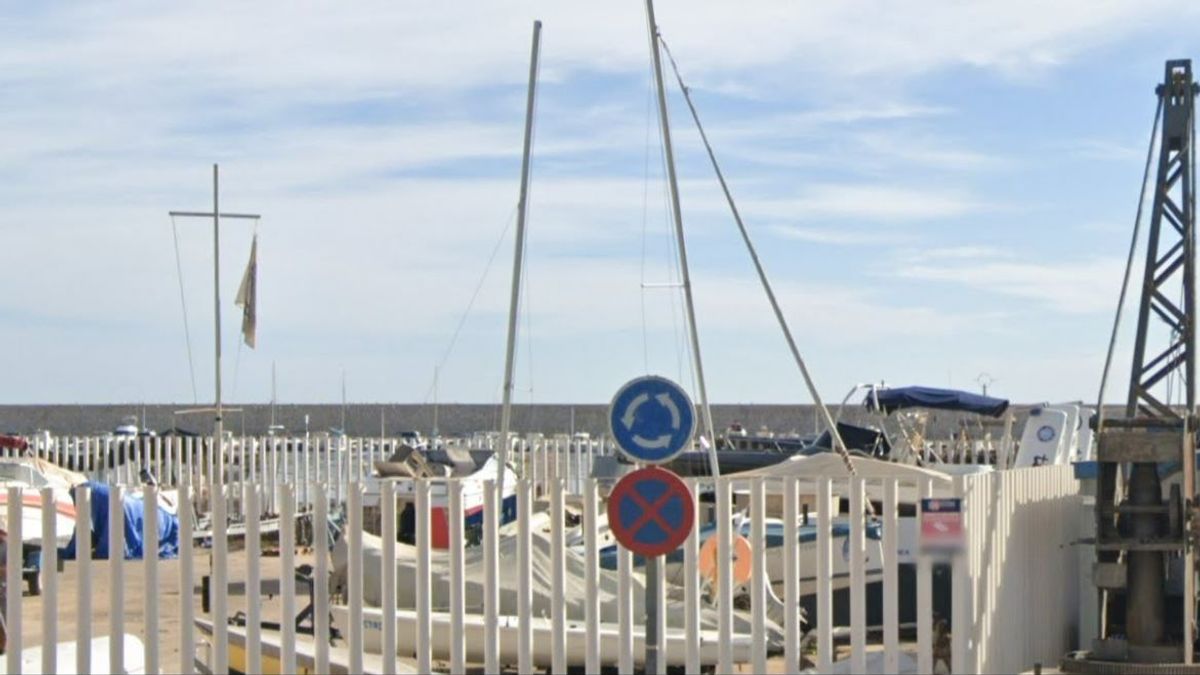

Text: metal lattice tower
xmin=1128 ymin=60 xmax=1197 ymax=420
xmin=1087 ymin=59 xmax=1199 ymax=669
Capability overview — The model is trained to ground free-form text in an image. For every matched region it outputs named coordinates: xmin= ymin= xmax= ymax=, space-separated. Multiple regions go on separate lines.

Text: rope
xmin=422 ymin=206 xmax=519 ymax=405
xmin=170 ymin=215 xmax=200 ymax=404
xmin=1095 ymin=96 xmax=1164 ymax=429
xmin=659 ymin=35 xmax=860 ymax=479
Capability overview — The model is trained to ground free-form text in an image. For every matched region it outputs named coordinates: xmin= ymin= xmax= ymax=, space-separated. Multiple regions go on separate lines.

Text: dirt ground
xmin=9 ymin=549 xmax=298 ymax=672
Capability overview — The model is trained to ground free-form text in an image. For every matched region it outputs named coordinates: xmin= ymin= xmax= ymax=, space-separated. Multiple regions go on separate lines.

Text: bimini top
xmin=866 ymin=385 xmax=1009 ymax=418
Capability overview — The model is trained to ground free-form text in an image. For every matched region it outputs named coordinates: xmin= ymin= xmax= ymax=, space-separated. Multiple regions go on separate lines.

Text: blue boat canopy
xmin=866 ymin=386 xmax=1009 ymax=418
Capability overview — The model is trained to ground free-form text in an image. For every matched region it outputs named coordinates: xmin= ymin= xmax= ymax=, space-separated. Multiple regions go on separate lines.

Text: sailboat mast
xmin=212 ymin=164 xmax=224 ymax=483
xmin=497 ymin=20 xmax=542 ymax=485
xmin=270 ymin=361 xmax=277 ymax=427
xmin=643 ymin=0 xmax=720 ymax=478
xmin=432 ymin=365 xmax=440 ymax=438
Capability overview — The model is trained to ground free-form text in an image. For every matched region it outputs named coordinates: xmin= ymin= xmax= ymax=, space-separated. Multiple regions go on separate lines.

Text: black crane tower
xmin=1086 ymin=59 xmax=1199 ymax=669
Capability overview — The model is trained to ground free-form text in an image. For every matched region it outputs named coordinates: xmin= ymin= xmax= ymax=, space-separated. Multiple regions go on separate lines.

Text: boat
xmin=599 ymin=514 xmax=888 ymax=597
xmin=361 ymin=445 xmax=518 ymax=549
xmin=0 ymin=635 xmax=147 ymax=674
xmin=0 ymin=457 xmax=84 ymax=549
xmin=194 ymin=617 xmax=418 ymax=675
xmin=330 ymin=516 xmax=780 ymax=669
xmin=333 ymin=604 xmax=758 ymax=669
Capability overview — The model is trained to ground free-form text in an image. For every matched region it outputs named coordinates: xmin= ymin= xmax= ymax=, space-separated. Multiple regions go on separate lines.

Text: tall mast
xmin=497 ymin=20 xmax=542 ymax=485
xmin=170 ymin=163 xmax=259 ymax=482
xmin=212 ymin=164 xmax=224 ymax=478
xmin=340 ymin=368 xmax=347 ymax=432
xmin=432 ymin=365 xmax=440 ymax=438
xmin=270 ymin=361 xmax=277 ymax=427
xmin=643 ymin=0 xmax=720 ymax=477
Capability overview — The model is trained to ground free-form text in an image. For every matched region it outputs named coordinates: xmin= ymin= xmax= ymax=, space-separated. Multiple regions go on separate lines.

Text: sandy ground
xmin=6 ymin=548 xmax=913 ymax=674
xmin=9 ymin=549 xmax=304 ymax=673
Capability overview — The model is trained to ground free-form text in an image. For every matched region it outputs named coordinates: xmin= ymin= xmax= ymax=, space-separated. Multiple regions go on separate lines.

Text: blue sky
xmin=1 ymin=1 xmax=1199 ymax=406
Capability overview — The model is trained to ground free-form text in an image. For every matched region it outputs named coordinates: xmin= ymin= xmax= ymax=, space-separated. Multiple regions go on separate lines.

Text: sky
xmin=1 ymin=1 xmax=1199 ymax=406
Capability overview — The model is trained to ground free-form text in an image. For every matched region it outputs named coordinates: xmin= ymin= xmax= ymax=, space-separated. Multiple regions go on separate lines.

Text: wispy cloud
xmin=747 ymin=184 xmax=985 ymax=222
xmin=895 ymin=251 xmax=1124 ymax=314
xmin=769 ymin=225 xmax=909 ymax=246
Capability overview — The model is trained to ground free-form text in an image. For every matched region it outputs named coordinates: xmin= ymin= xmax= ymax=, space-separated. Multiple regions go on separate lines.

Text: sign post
xmin=608 ymin=376 xmax=696 ymax=674
xmin=919 ymin=498 xmax=964 ymax=555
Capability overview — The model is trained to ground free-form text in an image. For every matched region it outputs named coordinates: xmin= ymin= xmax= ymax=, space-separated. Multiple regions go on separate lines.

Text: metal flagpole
xmin=643 ymin=0 xmax=720 ymax=479
xmin=497 ymin=20 xmax=542 ymax=487
xmin=169 ymin=164 xmax=261 ymax=487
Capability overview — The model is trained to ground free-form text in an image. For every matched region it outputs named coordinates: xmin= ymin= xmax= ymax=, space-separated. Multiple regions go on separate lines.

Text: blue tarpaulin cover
xmin=866 ymin=386 xmax=1009 ymax=418
xmin=60 ymin=481 xmax=179 ymax=560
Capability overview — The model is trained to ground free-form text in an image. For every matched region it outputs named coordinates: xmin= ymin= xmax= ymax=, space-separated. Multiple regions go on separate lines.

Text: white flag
xmin=235 ymin=234 xmax=257 ymax=349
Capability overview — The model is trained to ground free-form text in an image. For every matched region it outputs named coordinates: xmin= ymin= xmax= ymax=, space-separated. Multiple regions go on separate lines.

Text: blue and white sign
xmin=608 ymin=375 xmax=696 ymax=464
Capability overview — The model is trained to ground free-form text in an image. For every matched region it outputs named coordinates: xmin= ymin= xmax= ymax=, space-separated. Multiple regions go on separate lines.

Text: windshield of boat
xmin=0 ymin=462 xmax=46 ymax=487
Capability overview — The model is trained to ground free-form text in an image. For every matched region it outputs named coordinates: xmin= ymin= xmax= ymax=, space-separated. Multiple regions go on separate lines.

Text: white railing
xmin=0 ymin=463 xmax=1078 ymax=674
xmin=15 ymin=433 xmax=608 ymax=514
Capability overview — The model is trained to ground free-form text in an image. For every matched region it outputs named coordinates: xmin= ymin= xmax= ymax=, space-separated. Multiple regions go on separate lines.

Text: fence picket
xmin=783 ymin=476 xmax=800 ymax=673
xmin=179 ymin=480 xmax=194 ymax=675
xmin=716 ymin=478 xmax=733 ymax=674
xmin=314 ymin=485 xmax=330 ymax=675
xmin=750 ymin=478 xmax=767 ymax=675
xmin=551 ymin=478 xmax=567 ymax=674
xmin=348 ymin=483 xmax=364 ymax=675
xmin=279 ymin=485 xmax=297 ymax=675
xmin=143 ymin=484 xmax=159 ymax=675
xmin=585 ymin=478 xmax=602 ymax=674
xmin=109 ymin=483 xmax=124 ymax=674
xmin=4 ymin=488 xmax=20 ymax=675
xmin=77 ymin=484 xmax=92 ymax=674
xmin=245 ymin=484 xmax=262 ymax=675
xmin=684 ymin=478 xmax=701 ymax=675
xmin=618 ymin=525 xmax=633 ymax=674
xmin=41 ymin=487 xmax=58 ymax=675
xmin=884 ymin=478 xmax=900 ymax=673
xmin=415 ymin=479 xmax=431 ymax=674
xmin=382 ymin=479 xmax=398 ymax=675
xmin=517 ymin=478 xmax=533 ymax=674
xmin=816 ymin=477 xmax=833 ymax=670
xmin=850 ymin=477 xmax=867 ymax=673
xmin=449 ymin=479 xmax=465 ymax=674
xmin=483 ymin=480 xmax=499 ymax=674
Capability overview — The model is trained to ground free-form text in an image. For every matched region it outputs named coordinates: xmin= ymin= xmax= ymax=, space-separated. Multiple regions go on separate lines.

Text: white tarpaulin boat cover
xmin=332 ymin=512 xmax=779 ymax=642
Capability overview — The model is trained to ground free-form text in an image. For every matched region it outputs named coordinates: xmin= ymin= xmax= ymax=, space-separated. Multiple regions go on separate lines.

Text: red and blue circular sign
xmin=607 ymin=466 xmax=694 ymax=557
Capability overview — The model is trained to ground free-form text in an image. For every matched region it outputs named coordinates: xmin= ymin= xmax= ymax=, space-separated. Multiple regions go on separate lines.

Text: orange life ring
xmin=699 ymin=533 xmax=752 ymax=588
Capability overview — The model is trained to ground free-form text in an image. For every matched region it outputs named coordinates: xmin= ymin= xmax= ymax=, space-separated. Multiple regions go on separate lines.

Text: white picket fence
xmin=15 ymin=434 xmax=605 ymax=518
xmin=0 ymin=461 xmax=1081 ymax=674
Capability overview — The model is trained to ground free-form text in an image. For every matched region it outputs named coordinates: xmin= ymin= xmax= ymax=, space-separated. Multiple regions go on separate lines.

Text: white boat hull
xmin=332 ymin=604 xmax=758 ymax=668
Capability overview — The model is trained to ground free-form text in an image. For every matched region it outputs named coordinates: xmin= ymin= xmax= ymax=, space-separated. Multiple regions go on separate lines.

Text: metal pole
xmin=657 ymin=39 xmax=856 ymax=473
xmin=497 ymin=20 xmax=542 ymax=486
xmin=643 ymin=0 xmax=720 ymax=477
xmin=213 ymin=163 xmax=224 ymax=486
xmin=645 ymin=555 xmax=659 ymax=674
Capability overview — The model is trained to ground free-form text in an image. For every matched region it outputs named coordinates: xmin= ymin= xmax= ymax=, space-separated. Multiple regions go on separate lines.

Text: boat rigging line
xmin=657 ymin=35 xmax=859 ymax=478
xmin=1095 ymin=97 xmax=1164 ymax=431
xmin=170 ymin=214 xmax=200 ymax=404
xmin=420 ymin=204 xmax=518 ymax=406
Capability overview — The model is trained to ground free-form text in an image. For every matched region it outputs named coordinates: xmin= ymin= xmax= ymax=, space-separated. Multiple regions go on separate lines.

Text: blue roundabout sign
xmin=608 ymin=375 xmax=696 ymax=464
